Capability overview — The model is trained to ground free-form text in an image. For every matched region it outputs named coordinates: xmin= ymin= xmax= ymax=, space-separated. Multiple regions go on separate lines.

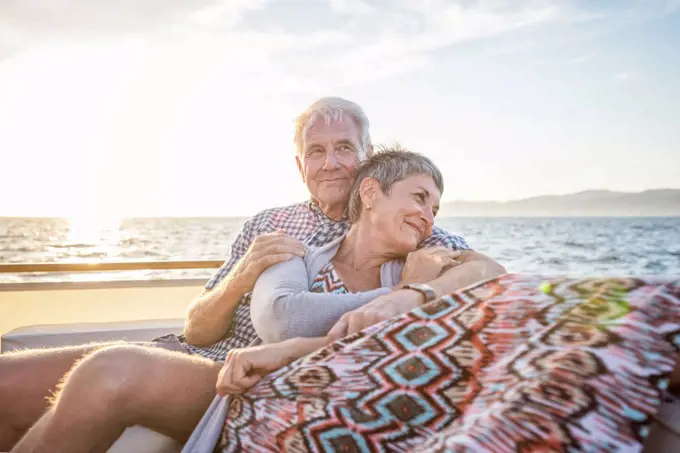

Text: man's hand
xmin=398 ymin=247 xmax=462 ymax=286
xmin=327 ymin=289 xmax=423 ymax=340
xmin=231 ymin=230 xmax=306 ymax=294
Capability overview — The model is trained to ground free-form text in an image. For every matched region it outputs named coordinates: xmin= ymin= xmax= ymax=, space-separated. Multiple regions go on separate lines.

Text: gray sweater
xmin=250 ymin=235 xmax=405 ymax=343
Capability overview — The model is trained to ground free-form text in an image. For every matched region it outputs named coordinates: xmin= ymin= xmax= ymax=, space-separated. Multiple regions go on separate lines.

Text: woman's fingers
xmin=234 ymin=374 xmax=262 ymax=393
xmin=216 ymin=353 xmax=236 ymax=396
xmin=216 ymin=350 xmax=269 ymax=396
xmin=327 ymin=316 xmax=349 ymax=341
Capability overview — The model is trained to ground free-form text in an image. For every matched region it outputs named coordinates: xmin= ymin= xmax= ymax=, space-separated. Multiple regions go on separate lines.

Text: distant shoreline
xmin=2 ymin=189 xmax=679 ymax=219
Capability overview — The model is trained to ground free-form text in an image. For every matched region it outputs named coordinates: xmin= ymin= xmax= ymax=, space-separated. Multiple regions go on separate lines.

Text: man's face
xmin=296 ymin=115 xmax=363 ymax=214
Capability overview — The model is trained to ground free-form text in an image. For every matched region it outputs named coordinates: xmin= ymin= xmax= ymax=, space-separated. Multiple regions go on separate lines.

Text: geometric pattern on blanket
xmin=217 ymin=274 xmax=680 ymax=453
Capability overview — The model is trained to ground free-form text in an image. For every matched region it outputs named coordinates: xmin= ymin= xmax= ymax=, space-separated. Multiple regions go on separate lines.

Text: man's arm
xmin=183 ymin=223 xmax=306 ymax=347
xmin=183 ymin=267 xmax=250 ymax=347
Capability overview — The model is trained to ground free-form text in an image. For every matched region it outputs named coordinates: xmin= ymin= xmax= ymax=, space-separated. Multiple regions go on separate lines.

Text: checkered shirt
xmin=179 ymin=200 xmax=470 ymax=361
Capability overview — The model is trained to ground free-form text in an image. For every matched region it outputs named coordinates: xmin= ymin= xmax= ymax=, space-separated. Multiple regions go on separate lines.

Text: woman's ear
xmin=359 ymin=177 xmax=379 ymax=210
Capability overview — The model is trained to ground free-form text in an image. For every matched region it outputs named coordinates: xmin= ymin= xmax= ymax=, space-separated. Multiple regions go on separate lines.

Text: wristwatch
xmin=401 ymin=283 xmax=438 ymax=304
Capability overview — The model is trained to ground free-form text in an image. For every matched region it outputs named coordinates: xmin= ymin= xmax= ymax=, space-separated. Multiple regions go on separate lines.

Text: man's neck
xmin=314 ymin=200 xmax=347 ymax=221
xmin=334 ymin=223 xmax=393 ymax=271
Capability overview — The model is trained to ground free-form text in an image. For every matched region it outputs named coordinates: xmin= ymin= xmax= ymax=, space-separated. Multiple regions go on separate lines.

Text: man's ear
xmin=359 ymin=177 xmax=379 ymax=207
xmin=295 ymin=154 xmax=305 ymax=182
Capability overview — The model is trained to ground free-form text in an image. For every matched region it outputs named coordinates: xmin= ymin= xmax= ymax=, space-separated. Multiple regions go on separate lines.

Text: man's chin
xmin=315 ymin=191 xmax=349 ymax=207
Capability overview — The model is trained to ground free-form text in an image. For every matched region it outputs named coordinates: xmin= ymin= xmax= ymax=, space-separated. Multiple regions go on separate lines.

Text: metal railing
xmin=0 ymin=260 xmax=223 ymax=274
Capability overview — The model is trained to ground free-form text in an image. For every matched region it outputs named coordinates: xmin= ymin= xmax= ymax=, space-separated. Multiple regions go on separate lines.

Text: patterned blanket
xmin=217 ymin=274 xmax=680 ymax=452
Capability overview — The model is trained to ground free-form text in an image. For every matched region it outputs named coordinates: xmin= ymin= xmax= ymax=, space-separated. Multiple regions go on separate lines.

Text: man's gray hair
xmin=347 ymin=145 xmax=444 ymax=223
xmin=294 ymin=97 xmax=371 ymax=159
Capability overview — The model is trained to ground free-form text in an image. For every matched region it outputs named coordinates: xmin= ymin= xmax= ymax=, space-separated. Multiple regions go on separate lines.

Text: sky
xmin=0 ymin=0 xmax=679 ymax=217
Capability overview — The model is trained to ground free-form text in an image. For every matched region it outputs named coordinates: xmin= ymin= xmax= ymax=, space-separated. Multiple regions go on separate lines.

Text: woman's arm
xmin=250 ymin=257 xmax=391 ymax=343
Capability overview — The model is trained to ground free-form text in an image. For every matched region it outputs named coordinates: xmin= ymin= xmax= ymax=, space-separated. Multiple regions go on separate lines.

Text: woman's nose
xmin=421 ymin=207 xmax=435 ymax=229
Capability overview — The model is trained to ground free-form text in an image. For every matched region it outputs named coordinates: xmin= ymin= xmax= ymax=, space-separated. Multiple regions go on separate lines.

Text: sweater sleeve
xmin=250 ymin=257 xmax=391 ymax=343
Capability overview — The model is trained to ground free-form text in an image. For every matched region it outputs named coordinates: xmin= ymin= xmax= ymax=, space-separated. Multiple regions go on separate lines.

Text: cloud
xmin=274 ymin=0 xmax=595 ymax=88
xmin=635 ymin=0 xmax=680 ymax=14
xmin=616 ymin=72 xmax=631 ymax=81
xmin=0 ymin=0 xmax=672 ymax=92
xmin=327 ymin=0 xmax=377 ymax=16
xmin=0 ymin=0 xmax=268 ymax=60
xmin=568 ymin=54 xmax=595 ymax=64
xmin=0 ymin=0 xmax=263 ymax=34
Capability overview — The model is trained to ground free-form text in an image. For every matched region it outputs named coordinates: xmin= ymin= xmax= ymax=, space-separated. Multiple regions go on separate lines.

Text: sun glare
xmin=66 ymin=216 xmax=122 ymax=245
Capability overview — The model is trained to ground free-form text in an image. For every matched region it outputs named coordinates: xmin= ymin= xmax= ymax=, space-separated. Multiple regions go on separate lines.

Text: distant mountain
xmin=438 ymin=189 xmax=680 ymax=217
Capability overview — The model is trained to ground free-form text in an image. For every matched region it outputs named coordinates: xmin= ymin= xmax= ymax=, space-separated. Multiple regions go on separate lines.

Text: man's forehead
xmin=304 ymin=115 xmax=360 ymax=144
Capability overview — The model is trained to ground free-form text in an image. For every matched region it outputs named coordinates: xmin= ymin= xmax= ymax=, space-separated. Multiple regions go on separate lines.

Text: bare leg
xmin=11 ymin=344 xmax=221 ymax=453
xmin=0 ymin=342 xmax=122 ymax=449
xmin=0 ymin=340 xmax=185 ymax=451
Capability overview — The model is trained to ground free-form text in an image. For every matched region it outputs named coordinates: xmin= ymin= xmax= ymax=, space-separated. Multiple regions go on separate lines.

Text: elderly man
xmin=6 ymin=97 xmax=506 ymax=452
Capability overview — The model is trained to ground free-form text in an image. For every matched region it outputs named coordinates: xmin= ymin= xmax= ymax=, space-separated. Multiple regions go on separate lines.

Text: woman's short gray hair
xmin=294 ymin=97 xmax=371 ymax=159
xmin=347 ymin=146 xmax=444 ymax=223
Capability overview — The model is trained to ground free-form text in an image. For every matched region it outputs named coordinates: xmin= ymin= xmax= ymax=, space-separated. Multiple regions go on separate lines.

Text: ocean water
xmin=0 ymin=217 xmax=678 ymax=283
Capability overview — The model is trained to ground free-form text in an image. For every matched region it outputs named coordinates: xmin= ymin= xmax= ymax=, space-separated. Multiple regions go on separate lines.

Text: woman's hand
xmin=216 ymin=337 xmax=330 ymax=396
xmin=398 ymin=247 xmax=462 ymax=286
xmin=216 ymin=342 xmax=295 ymax=396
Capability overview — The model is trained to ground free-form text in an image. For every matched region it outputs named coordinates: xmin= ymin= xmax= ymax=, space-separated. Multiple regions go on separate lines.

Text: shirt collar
xmin=307 ymin=198 xmax=349 ymax=225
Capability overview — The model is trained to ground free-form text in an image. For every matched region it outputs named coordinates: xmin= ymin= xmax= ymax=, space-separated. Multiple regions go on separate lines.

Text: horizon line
xmin=1 ymin=187 xmax=678 ymax=219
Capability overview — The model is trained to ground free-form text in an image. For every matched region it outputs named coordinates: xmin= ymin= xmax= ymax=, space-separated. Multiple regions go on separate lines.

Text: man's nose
xmin=322 ymin=149 xmax=340 ymax=169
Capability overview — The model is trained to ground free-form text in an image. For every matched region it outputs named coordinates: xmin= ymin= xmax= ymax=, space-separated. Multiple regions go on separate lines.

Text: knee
xmin=59 ymin=344 xmax=150 ymax=409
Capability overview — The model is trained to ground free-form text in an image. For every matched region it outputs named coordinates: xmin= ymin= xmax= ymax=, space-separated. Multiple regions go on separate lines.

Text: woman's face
xmin=366 ymin=173 xmax=441 ymax=255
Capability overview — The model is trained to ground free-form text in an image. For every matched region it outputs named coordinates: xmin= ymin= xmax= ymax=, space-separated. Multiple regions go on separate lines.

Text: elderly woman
xmin=200 ymin=150 xmax=680 ymax=451
xmin=212 ymin=148 xmax=459 ymax=394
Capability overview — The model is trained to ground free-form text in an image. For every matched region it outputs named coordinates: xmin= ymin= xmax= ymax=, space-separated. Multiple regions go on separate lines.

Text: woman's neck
xmin=333 ymin=223 xmax=390 ymax=272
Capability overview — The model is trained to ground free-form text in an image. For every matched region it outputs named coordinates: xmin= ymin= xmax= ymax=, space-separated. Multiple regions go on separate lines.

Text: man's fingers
xmin=441 ymin=259 xmax=461 ymax=273
xmin=252 ymin=236 xmax=306 ymax=258
xmin=272 ymin=242 xmax=306 ymax=257
xmin=419 ymin=246 xmax=449 ymax=254
xmin=251 ymin=231 xmax=287 ymax=245
xmin=257 ymin=253 xmax=295 ymax=270
xmin=430 ymin=248 xmax=462 ymax=259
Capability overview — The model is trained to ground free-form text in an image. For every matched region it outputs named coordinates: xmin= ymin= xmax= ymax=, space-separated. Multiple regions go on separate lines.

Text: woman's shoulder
xmin=303 ymin=235 xmax=346 ymax=285
xmin=304 ymin=235 xmax=345 ymax=263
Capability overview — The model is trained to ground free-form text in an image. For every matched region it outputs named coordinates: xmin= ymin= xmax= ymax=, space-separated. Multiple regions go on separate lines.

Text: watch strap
xmin=401 ymin=282 xmax=438 ymax=304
